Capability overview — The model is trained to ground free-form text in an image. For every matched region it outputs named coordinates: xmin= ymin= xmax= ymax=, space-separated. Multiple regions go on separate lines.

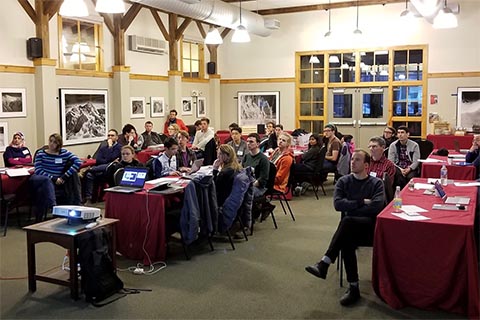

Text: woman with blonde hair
xmin=269 ymin=132 xmax=294 ymax=193
xmin=213 ymin=144 xmax=242 ymax=207
xmin=167 ymin=123 xmax=180 ymax=138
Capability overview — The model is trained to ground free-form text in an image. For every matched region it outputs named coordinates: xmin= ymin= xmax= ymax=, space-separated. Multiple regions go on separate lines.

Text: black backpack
xmin=78 ymin=229 xmax=124 ymax=305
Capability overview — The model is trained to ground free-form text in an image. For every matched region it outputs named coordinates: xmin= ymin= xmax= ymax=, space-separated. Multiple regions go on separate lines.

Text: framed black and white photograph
xmin=197 ymin=97 xmax=206 ymax=118
xmin=0 ymin=122 xmax=8 ymax=151
xmin=1 ymin=88 xmax=26 ymax=118
xmin=59 ymin=88 xmax=108 ymax=146
xmin=456 ymin=87 xmax=480 ymax=131
xmin=130 ymin=97 xmax=145 ymax=119
xmin=151 ymin=97 xmax=165 ymax=118
xmin=237 ymin=91 xmax=279 ymax=127
xmin=181 ymin=97 xmax=193 ymax=116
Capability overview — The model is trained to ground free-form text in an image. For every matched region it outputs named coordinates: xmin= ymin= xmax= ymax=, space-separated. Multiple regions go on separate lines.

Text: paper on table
xmin=145 ymin=177 xmax=180 ymax=185
xmin=418 ymin=158 xmax=443 ymax=163
xmin=391 ymin=212 xmax=431 ymax=221
xmin=415 ymin=183 xmax=435 ymax=190
xmin=454 ymin=182 xmax=480 ymax=187
xmin=401 ymin=205 xmax=428 ymax=213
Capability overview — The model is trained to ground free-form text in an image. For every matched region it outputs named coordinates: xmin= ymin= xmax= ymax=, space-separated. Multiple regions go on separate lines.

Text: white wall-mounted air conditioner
xmin=128 ymin=35 xmax=167 ymax=55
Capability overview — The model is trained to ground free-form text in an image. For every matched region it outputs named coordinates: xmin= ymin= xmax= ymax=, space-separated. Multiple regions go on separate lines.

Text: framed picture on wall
xmin=181 ymin=97 xmax=193 ymax=116
xmin=151 ymin=97 xmax=165 ymax=117
xmin=456 ymin=87 xmax=480 ymax=131
xmin=0 ymin=122 xmax=8 ymax=151
xmin=197 ymin=97 xmax=206 ymax=118
xmin=130 ymin=97 xmax=145 ymax=119
xmin=237 ymin=91 xmax=279 ymax=127
xmin=0 ymin=88 xmax=26 ymax=118
xmin=59 ymin=88 xmax=108 ymax=146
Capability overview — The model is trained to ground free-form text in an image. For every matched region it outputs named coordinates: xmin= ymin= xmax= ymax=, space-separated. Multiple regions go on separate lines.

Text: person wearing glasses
xmin=323 ymin=124 xmax=341 ymax=172
xmin=382 ymin=126 xmax=397 ymax=156
xmin=367 ymin=136 xmax=396 ymax=187
xmin=83 ymin=129 xmax=122 ymax=205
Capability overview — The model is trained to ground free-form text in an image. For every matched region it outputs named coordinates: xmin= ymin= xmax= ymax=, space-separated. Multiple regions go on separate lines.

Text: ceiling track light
xmin=400 ymin=0 xmax=412 ymax=18
xmin=59 ymin=0 xmax=89 ymax=17
xmin=95 ymin=0 xmax=126 ymax=14
xmin=353 ymin=0 xmax=362 ymax=35
xmin=232 ymin=0 xmax=250 ymax=43
xmin=324 ymin=0 xmax=332 ymax=37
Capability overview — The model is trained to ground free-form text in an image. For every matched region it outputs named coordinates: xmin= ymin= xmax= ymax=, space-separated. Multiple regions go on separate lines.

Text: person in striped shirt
xmin=31 ymin=133 xmax=82 ymax=220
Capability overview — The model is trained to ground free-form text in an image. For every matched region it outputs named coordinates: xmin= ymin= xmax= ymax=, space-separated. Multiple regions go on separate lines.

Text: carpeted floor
xmin=0 ymin=182 xmax=465 ymax=319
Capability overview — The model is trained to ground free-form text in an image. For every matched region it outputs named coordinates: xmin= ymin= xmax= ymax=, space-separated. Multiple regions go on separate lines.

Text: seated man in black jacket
xmin=305 ymin=149 xmax=384 ymax=306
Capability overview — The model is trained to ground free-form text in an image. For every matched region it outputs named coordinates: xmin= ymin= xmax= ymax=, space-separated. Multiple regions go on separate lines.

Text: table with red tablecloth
xmin=426 ymin=134 xmax=474 ymax=150
xmin=372 ymin=179 xmax=479 ymax=319
xmin=1 ymin=173 xmax=30 ymax=194
xmin=420 ymin=150 xmax=476 ymax=180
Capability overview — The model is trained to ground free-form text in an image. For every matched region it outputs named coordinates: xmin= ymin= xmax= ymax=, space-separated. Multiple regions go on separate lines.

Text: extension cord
xmin=133 ymin=267 xmax=144 ymax=275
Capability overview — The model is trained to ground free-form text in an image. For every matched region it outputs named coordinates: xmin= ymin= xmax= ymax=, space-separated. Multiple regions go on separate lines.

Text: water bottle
xmin=408 ymin=179 xmax=415 ymax=191
xmin=393 ymin=186 xmax=402 ymax=212
xmin=440 ymin=165 xmax=448 ymax=186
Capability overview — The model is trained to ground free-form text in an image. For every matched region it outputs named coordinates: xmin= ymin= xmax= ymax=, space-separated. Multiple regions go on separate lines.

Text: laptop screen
xmin=434 ymin=181 xmax=447 ymax=200
xmin=120 ymin=167 xmax=148 ymax=188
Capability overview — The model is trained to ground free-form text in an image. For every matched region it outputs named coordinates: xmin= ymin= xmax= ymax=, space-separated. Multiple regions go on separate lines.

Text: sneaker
xmin=294 ymin=186 xmax=302 ymax=196
xmin=339 ymin=285 xmax=361 ymax=306
xmin=305 ymin=261 xmax=329 ymax=279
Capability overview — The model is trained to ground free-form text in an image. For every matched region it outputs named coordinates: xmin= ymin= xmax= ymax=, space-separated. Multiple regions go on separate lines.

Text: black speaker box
xmin=257 ymin=124 xmax=266 ymax=134
xmin=207 ymin=61 xmax=216 ymax=75
xmin=27 ymin=37 xmax=43 ymax=60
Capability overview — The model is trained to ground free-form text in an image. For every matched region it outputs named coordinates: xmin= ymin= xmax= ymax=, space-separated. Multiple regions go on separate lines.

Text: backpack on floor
xmin=78 ymin=228 xmax=124 ymax=306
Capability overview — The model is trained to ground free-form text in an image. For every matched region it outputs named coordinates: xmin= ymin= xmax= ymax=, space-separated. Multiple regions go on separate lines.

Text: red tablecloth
xmin=1 ymin=174 xmax=30 ymax=194
xmin=372 ymin=179 xmax=479 ymax=319
xmin=80 ymin=158 xmax=96 ymax=168
xmin=137 ymin=149 xmax=161 ymax=164
xmin=104 ymin=188 xmax=167 ymax=265
xmin=426 ymin=134 xmax=473 ymax=150
xmin=421 ymin=151 xmax=476 ymax=180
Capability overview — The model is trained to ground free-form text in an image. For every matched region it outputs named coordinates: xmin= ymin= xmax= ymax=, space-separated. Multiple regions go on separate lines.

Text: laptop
xmin=433 ymin=181 xmax=470 ymax=205
xmin=181 ymin=159 xmax=205 ymax=179
xmin=104 ymin=167 xmax=148 ymax=194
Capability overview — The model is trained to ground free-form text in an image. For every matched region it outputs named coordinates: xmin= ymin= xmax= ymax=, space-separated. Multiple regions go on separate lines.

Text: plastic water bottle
xmin=440 ymin=165 xmax=448 ymax=186
xmin=393 ymin=186 xmax=402 ymax=212
xmin=408 ymin=179 xmax=415 ymax=191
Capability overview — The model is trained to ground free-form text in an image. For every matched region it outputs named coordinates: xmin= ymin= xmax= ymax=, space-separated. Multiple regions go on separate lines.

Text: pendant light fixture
xmin=59 ymin=0 xmax=89 ymax=17
xmin=400 ymin=0 xmax=413 ymax=19
xmin=353 ymin=0 xmax=362 ymax=35
xmin=232 ymin=0 xmax=250 ymax=43
xmin=433 ymin=0 xmax=458 ymax=29
xmin=324 ymin=0 xmax=332 ymax=37
xmin=205 ymin=26 xmax=223 ymax=45
xmin=95 ymin=0 xmax=126 ymax=14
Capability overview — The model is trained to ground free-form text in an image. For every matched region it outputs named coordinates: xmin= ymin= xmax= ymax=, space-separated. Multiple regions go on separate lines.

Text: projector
xmin=53 ymin=205 xmax=101 ymax=222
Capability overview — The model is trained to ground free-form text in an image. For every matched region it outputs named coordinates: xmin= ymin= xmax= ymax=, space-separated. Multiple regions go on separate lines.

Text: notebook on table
xmin=433 ymin=181 xmax=470 ymax=205
xmin=104 ymin=167 xmax=148 ymax=194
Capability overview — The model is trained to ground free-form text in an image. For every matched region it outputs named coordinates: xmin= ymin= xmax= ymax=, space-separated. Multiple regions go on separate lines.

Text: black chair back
xmin=417 ymin=139 xmax=434 ymax=159
xmin=382 ymin=172 xmax=394 ymax=205
xmin=113 ymin=168 xmax=125 ymax=186
xmin=202 ymin=138 xmax=217 ymax=166
xmin=265 ymin=162 xmax=277 ymax=194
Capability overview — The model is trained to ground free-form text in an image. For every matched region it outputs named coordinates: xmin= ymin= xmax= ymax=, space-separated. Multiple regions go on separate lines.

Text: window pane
xmin=299 ymin=120 xmax=311 ymax=132
xmin=312 ymin=70 xmax=324 ymax=83
xmin=300 ymin=56 xmax=311 ymax=69
xmin=183 ymin=43 xmax=190 ymax=58
xmin=183 ymin=59 xmax=191 ymax=72
xmin=394 ymin=50 xmax=407 ymax=65
xmin=312 ymin=102 xmax=323 ymax=116
xmin=300 ymin=70 xmax=311 ymax=83
xmin=191 ymin=60 xmax=199 ymax=73
xmin=329 ymin=69 xmax=341 ymax=83
xmin=312 ymin=121 xmax=324 ymax=134
xmin=300 ymin=88 xmax=311 ymax=101
xmin=300 ymin=103 xmax=311 ymax=116
xmin=312 ymin=88 xmax=323 ymax=101
xmin=191 ymin=44 xmax=199 ymax=59
xmin=333 ymin=94 xmax=352 ymax=118
xmin=393 ymin=102 xmax=406 ymax=116
xmin=362 ymin=93 xmax=384 ymax=118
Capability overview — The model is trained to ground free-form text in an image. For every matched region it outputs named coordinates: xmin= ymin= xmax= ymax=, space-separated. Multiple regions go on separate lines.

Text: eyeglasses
xmin=107 ymin=134 xmax=115 ymax=137
xmin=383 ymin=131 xmax=393 ymax=134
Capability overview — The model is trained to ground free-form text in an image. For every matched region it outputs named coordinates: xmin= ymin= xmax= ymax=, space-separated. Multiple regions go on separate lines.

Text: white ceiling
xmin=239 ymin=0 xmax=349 ymax=11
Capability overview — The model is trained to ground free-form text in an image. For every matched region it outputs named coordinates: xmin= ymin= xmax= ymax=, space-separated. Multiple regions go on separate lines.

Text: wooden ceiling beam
xmin=150 ymin=9 xmax=170 ymax=42
xmin=220 ymin=28 xmax=231 ymax=39
xmin=43 ymin=0 xmax=62 ymax=20
xmin=256 ymin=0 xmax=405 ymax=15
xmin=121 ymin=3 xmax=142 ymax=30
xmin=175 ymin=18 xmax=192 ymax=41
xmin=196 ymin=21 xmax=207 ymax=39
xmin=18 ymin=0 xmax=36 ymax=23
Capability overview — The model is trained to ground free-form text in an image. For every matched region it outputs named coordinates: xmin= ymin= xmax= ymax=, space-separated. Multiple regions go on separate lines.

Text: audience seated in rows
xmin=83 ymin=129 xmax=122 ymax=205
xmin=167 ymin=123 xmax=180 ymax=138
xmin=227 ymin=126 xmax=248 ymax=163
xmin=163 ymin=109 xmax=188 ymax=136
xmin=269 ymin=132 xmax=294 ymax=193
xmin=153 ymin=137 xmax=181 ymax=178
xmin=105 ymin=145 xmax=143 ymax=186
xmin=388 ymin=125 xmax=420 ymax=189
xmin=192 ymin=117 xmax=215 ymax=155
xmin=367 ymin=136 xmax=396 ymax=187
xmin=141 ymin=121 xmax=166 ymax=149
xmin=3 ymin=131 xmax=32 ymax=167
xmin=265 ymin=121 xmax=275 ymax=138
xmin=176 ymin=130 xmax=197 ymax=173
xmin=266 ymin=124 xmax=283 ymax=152
xmin=30 ymin=133 xmax=82 ymax=221
xmin=222 ymin=122 xmax=239 ymax=144
xmin=213 ymin=144 xmax=242 ymax=208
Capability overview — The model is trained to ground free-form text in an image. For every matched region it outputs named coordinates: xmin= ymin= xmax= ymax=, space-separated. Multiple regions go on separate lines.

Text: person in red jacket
xmin=163 ymin=109 xmax=188 ymax=135
xmin=269 ymin=132 xmax=294 ymax=193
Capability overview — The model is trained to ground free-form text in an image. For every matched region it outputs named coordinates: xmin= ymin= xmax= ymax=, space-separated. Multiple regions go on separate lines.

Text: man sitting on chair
xmin=388 ymin=125 xmax=420 ymax=189
xmin=191 ymin=117 xmax=214 ymax=157
xmin=305 ymin=149 xmax=384 ymax=306
xmin=367 ymin=136 xmax=396 ymax=187
xmin=153 ymin=137 xmax=181 ymax=178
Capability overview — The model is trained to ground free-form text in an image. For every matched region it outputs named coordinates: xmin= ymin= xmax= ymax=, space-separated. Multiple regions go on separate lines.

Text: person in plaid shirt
xmin=367 ymin=136 xmax=395 ymax=186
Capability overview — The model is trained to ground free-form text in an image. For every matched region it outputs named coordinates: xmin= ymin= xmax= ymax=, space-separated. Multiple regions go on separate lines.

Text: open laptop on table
xmin=181 ymin=159 xmax=205 ymax=179
xmin=104 ymin=167 xmax=148 ymax=194
xmin=433 ymin=181 xmax=470 ymax=205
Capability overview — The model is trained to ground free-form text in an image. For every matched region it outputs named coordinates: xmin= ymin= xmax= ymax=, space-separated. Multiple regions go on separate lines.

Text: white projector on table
xmin=53 ymin=205 xmax=101 ymax=222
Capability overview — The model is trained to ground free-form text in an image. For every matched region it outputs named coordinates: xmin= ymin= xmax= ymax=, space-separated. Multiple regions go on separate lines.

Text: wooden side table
xmin=23 ymin=218 xmax=118 ymax=300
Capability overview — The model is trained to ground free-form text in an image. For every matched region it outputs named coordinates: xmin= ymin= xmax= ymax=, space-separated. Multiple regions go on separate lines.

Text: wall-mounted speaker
xmin=207 ymin=61 xmax=216 ymax=75
xmin=27 ymin=37 xmax=43 ymax=60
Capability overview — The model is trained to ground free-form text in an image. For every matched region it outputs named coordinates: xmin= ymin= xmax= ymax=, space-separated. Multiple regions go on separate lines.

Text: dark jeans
xmin=394 ymin=167 xmax=418 ymax=189
xmin=84 ymin=164 xmax=109 ymax=200
xmin=292 ymin=163 xmax=314 ymax=185
xmin=324 ymin=215 xmax=375 ymax=283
